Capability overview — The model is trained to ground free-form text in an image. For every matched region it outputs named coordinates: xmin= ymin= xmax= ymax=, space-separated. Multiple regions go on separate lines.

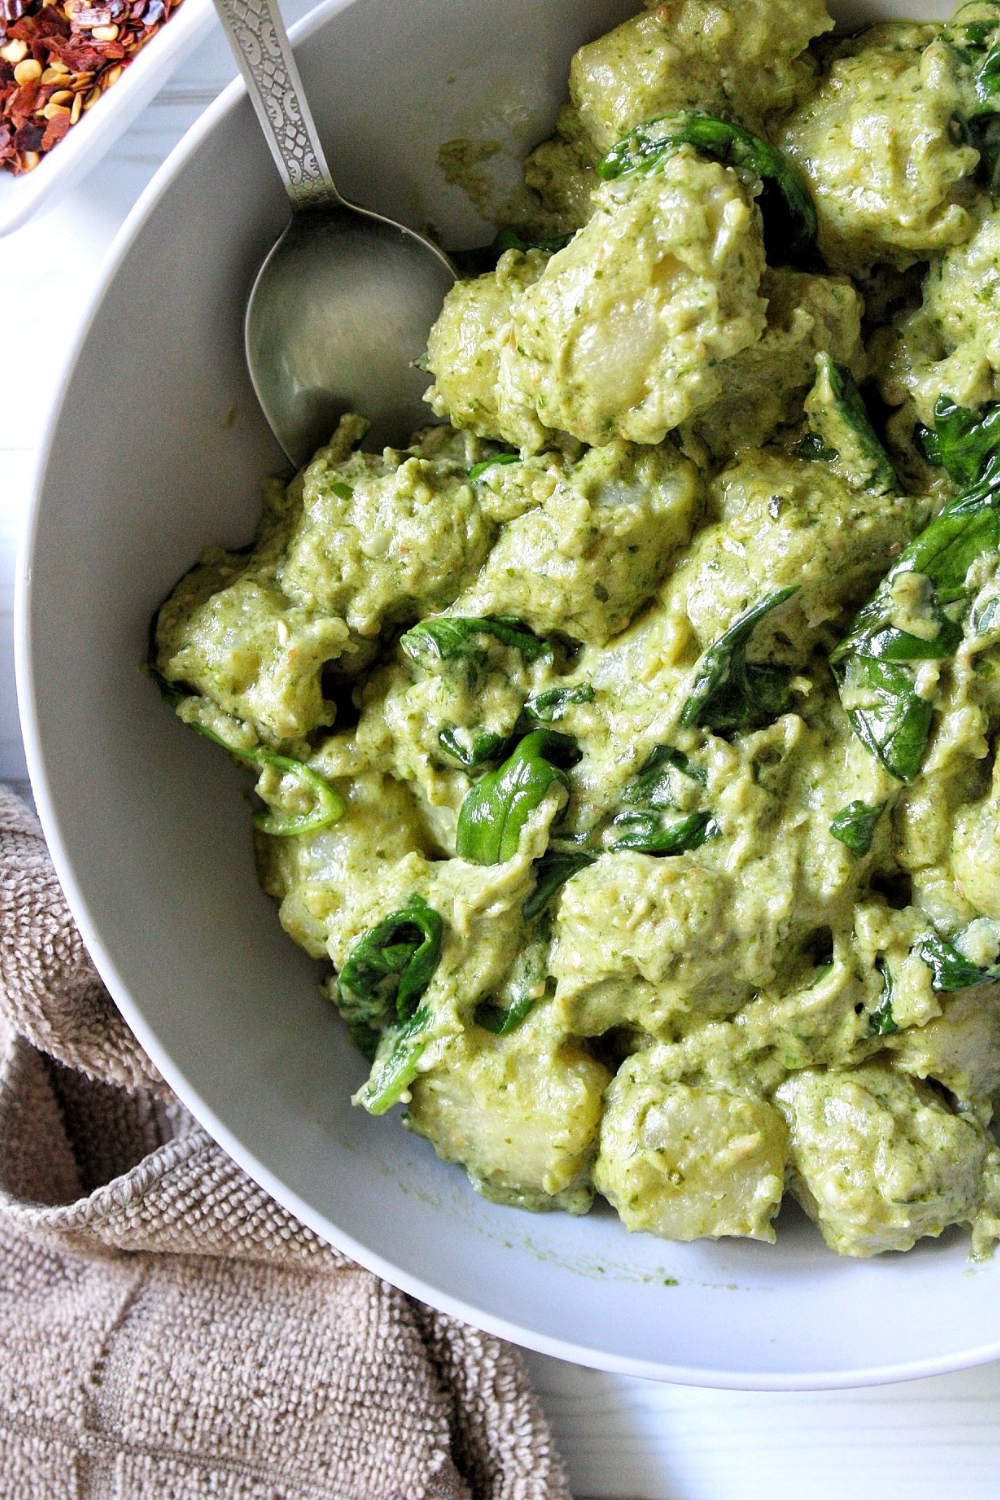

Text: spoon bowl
xmin=215 ymin=0 xmax=455 ymax=466
xmin=246 ymin=205 xmax=455 ymax=465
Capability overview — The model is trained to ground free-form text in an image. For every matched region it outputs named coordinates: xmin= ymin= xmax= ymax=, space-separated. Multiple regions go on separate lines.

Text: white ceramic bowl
xmin=19 ymin=0 xmax=1000 ymax=1389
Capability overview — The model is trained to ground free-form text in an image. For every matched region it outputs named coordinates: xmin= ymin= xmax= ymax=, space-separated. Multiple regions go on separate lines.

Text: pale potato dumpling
xmin=887 ymin=986 xmax=1000 ymax=1116
xmin=406 ymin=1005 xmax=611 ymax=1214
xmin=452 ymin=439 xmax=701 ymax=645
xmin=568 ymin=0 xmax=831 ymax=153
xmin=503 ymin=155 xmax=768 ymax=447
xmin=522 ymin=105 xmax=600 ymax=234
xmin=876 ymin=205 xmax=1000 ymax=425
xmin=775 ymin=1061 xmax=988 ymax=1256
xmin=952 ymin=762 xmax=1000 ymax=920
xmin=595 ymin=1060 xmax=788 ymax=1241
xmin=156 ymin=560 xmax=351 ymax=745
xmin=678 ymin=450 xmax=925 ymax=659
xmin=779 ymin=26 xmax=980 ymax=276
xmin=278 ymin=426 xmax=497 ymax=636
xmin=685 ymin=269 xmax=864 ymax=460
xmin=257 ymin=773 xmax=432 ymax=959
xmin=423 ymin=247 xmax=554 ymax=450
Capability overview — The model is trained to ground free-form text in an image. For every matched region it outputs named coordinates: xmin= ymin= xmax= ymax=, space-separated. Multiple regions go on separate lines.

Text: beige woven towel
xmin=0 ymin=787 xmax=571 ymax=1500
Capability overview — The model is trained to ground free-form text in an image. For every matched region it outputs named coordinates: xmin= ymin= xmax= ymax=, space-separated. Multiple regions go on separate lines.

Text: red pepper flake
xmin=0 ymin=0 xmax=184 ymax=173
xmin=40 ymin=105 xmax=68 ymax=147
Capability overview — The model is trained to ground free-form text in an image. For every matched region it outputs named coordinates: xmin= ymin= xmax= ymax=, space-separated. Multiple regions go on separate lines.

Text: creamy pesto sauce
xmin=155 ymin=0 xmax=1000 ymax=1257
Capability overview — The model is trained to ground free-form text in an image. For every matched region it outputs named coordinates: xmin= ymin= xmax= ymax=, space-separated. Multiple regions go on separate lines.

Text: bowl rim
xmin=18 ymin=0 xmax=1000 ymax=1392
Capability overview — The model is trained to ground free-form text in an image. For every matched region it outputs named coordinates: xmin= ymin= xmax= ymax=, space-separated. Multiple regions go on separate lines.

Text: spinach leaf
xmin=943 ymin=6 xmax=1000 ymax=188
xmin=337 ymin=895 xmax=444 ymax=1030
xmin=400 ymin=615 xmax=551 ymax=665
xmin=468 ymin=451 xmax=521 ymax=483
xmin=193 ymin=725 xmax=345 ymax=837
xmin=474 ymin=917 xmax=552 ymax=1034
xmin=456 ymin=730 xmax=580 ymax=865
xmin=621 ymin=744 xmax=706 ymax=807
xmin=523 ymin=683 xmax=595 ymax=723
xmin=832 ymin=654 xmax=936 ymax=785
xmin=473 ymin=993 xmax=537 ymax=1035
xmin=491 ymin=225 xmax=574 ymax=257
xmin=438 ymin=726 xmax=509 ymax=768
xmin=917 ymin=395 xmax=1000 ymax=487
xmin=794 ymin=432 xmax=839 ymax=463
xmin=803 ymin=353 xmax=898 ymax=494
xmin=451 ymin=227 xmax=574 ymax=276
xmin=829 ymin=800 xmax=885 ymax=856
xmin=522 ymin=848 xmax=596 ymax=921
xmin=946 ymin=3 xmax=1000 ymax=96
xmin=597 ymin=112 xmax=817 ymax=262
xmin=679 ymin=588 xmax=799 ymax=736
xmin=606 ymin=809 xmax=719 ymax=856
xmin=830 ymin=469 xmax=1000 ymax=782
xmin=914 ymin=932 xmax=1000 ymax=991
xmin=355 ymin=1006 xmax=432 ymax=1115
xmin=869 ymin=959 xmax=898 ymax=1035
xmin=969 ymin=111 xmax=1000 ymax=192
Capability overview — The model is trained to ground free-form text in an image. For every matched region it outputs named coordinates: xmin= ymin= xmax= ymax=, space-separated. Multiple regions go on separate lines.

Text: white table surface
xmin=5 ymin=16 xmax=1000 ymax=1497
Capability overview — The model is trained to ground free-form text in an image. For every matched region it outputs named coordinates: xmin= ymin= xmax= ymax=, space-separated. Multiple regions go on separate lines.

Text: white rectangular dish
xmin=0 ymin=0 xmax=212 ymax=236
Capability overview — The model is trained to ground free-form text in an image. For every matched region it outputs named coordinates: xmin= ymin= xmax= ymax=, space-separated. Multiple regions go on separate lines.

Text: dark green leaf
xmin=522 ymin=683 xmax=595 ymax=723
xmin=146 ymin=661 xmax=188 ymax=708
xmin=606 ymin=809 xmax=719 ymax=856
xmin=914 ymin=932 xmax=1000 ymax=991
xmin=491 ymin=225 xmax=574 ymax=257
xmin=621 ymin=744 xmax=706 ymax=807
xmin=438 ymin=726 xmax=509 ymax=767
xmin=250 ymin=753 xmax=346 ymax=836
xmin=456 ymin=730 xmax=579 ymax=865
xmin=830 ymin=464 xmax=1000 ymax=781
xmin=833 ymin=655 xmax=935 ymax=785
xmin=805 ymin=354 xmax=897 ymax=494
xmin=522 ymin=848 xmax=596 ymax=921
xmin=794 ymin=432 xmax=839 ymax=462
xmin=356 ymin=1006 xmax=431 ymax=1115
xmin=468 ymin=451 xmax=521 ymax=483
xmin=347 ymin=1021 xmax=381 ymax=1063
xmin=869 ymin=959 xmax=898 ymax=1035
xmin=192 ymin=725 xmax=345 ymax=836
xmin=473 ymin=993 xmax=537 ymax=1035
xmin=679 ymin=588 xmax=799 ymax=736
xmin=475 ymin=918 xmax=552 ymax=1033
xmin=969 ymin=111 xmax=1000 ymax=192
xmin=916 ymin=395 xmax=1000 ymax=487
xmin=400 ymin=615 xmax=551 ymax=666
xmin=597 ymin=112 xmax=817 ymax=262
xmin=829 ymin=800 xmax=885 ymax=856
xmin=337 ymin=895 xmax=444 ymax=1030
xmin=330 ymin=481 xmax=353 ymax=501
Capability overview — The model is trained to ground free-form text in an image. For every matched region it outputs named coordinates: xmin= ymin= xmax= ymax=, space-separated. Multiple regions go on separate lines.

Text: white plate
xmin=19 ymin=0 xmax=1000 ymax=1389
xmin=0 ymin=0 xmax=213 ymax=237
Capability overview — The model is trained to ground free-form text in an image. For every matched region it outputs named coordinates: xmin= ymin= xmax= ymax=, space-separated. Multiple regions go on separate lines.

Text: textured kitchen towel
xmin=0 ymin=786 xmax=570 ymax=1500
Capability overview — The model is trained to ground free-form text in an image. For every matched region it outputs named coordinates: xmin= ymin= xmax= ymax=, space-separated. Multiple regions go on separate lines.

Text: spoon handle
xmin=212 ymin=0 xmax=343 ymax=212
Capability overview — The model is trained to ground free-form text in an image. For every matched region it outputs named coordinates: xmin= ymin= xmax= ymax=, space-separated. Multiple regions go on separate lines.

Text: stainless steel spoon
xmin=214 ymin=0 xmax=456 ymax=468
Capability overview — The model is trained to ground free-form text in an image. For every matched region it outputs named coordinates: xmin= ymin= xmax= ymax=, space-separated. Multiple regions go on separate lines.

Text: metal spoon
xmin=214 ymin=0 xmax=456 ymax=468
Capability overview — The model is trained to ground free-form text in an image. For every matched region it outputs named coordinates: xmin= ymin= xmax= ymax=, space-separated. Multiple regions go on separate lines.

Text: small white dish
xmin=0 ymin=0 xmax=213 ymax=237
xmin=19 ymin=0 xmax=1000 ymax=1389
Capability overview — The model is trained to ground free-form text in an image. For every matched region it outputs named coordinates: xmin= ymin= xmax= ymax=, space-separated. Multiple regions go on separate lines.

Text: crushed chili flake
xmin=0 ymin=0 xmax=182 ymax=173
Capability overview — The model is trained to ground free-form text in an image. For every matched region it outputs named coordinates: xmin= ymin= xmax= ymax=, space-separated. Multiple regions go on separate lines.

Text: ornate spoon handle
xmin=212 ymin=0 xmax=343 ymax=212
